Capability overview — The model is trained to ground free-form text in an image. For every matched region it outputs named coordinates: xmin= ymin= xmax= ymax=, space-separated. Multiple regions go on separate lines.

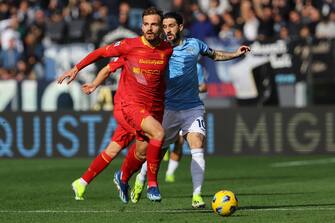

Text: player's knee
xmin=152 ymin=127 xmax=165 ymax=140
xmin=188 ymin=138 xmax=204 ymax=149
xmin=135 ymin=150 xmax=146 ymax=161
xmin=104 ymin=149 xmax=117 ymax=158
xmin=187 ymin=133 xmax=204 ymax=148
xmin=104 ymin=143 xmax=121 ymax=158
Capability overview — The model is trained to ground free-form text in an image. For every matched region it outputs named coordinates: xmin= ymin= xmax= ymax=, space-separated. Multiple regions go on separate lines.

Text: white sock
xmin=137 ymin=161 xmax=147 ymax=184
xmin=79 ymin=178 xmax=88 ymax=186
xmin=166 ymin=159 xmax=179 ymax=175
xmin=190 ymin=148 xmax=205 ymax=196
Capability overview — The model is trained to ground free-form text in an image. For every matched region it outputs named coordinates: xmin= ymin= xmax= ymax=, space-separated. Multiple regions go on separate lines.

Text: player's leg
xmin=181 ymin=106 xmax=206 ymax=208
xmin=114 ymin=140 xmax=147 ymax=203
xmin=114 ymin=104 xmax=165 ymax=202
xmin=187 ymin=132 xmax=205 ymax=208
xmin=165 ymin=132 xmax=184 ymax=183
xmin=72 ymin=125 xmax=134 ymax=200
xmin=131 ymin=109 xmax=180 ymax=203
xmin=141 ymin=115 xmax=165 ymax=201
xmin=130 ymin=146 xmax=168 ymax=203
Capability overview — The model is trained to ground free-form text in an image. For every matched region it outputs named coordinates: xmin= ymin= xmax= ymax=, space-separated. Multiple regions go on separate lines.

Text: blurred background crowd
xmin=0 ymin=0 xmax=334 ymax=104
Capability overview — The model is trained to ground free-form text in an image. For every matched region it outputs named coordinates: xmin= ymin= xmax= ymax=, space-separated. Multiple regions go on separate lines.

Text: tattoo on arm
xmin=212 ymin=50 xmax=239 ymax=61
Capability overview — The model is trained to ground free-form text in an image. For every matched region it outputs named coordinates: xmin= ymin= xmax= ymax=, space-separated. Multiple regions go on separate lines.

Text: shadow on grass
xmin=165 ymin=208 xmax=213 ymax=214
xmin=238 ymin=191 xmax=315 ymax=196
xmin=240 ymin=202 xmax=335 ymax=210
xmin=205 ymin=175 xmax=296 ymax=182
xmin=166 ymin=191 xmax=312 ymax=199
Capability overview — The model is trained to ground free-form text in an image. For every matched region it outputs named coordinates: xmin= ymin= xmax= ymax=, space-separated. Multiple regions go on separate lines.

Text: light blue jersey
xmin=197 ymin=63 xmax=205 ymax=85
xmin=165 ymin=38 xmax=211 ymax=110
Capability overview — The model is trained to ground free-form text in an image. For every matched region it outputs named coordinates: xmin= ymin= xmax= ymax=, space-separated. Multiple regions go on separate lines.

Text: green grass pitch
xmin=0 ymin=155 xmax=335 ymax=223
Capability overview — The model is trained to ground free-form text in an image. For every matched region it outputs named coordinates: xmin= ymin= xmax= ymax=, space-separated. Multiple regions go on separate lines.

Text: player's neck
xmin=148 ymin=38 xmax=161 ymax=47
xmin=171 ymin=37 xmax=183 ymax=47
xmin=142 ymin=36 xmax=161 ymax=48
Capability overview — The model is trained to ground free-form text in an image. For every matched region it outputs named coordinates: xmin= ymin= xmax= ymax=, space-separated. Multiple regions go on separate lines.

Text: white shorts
xmin=162 ymin=105 xmax=206 ymax=148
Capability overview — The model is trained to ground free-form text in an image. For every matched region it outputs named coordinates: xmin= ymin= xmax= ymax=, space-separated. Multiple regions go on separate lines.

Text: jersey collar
xmin=141 ymin=36 xmax=161 ymax=49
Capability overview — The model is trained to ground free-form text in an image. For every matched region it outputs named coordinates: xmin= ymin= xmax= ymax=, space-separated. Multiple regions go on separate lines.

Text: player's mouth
xmin=167 ymin=34 xmax=174 ymax=40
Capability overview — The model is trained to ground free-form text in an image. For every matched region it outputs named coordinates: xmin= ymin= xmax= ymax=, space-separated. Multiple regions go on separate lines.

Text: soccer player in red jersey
xmin=58 ymin=7 xmax=173 ymax=203
xmin=68 ymin=57 xmax=136 ymax=201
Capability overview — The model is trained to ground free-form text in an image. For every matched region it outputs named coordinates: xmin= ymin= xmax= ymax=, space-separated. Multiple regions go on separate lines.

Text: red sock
xmin=81 ymin=151 xmax=112 ymax=184
xmin=120 ymin=143 xmax=145 ymax=183
xmin=146 ymin=139 xmax=163 ymax=187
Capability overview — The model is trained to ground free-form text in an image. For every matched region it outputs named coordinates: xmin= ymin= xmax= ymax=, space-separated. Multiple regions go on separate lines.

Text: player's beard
xmin=145 ymin=31 xmax=158 ymax=40
xmin=167 ymin=32 xmax=181 ymax=46
xmin=145 ymin=32 xmax=160 ymax=45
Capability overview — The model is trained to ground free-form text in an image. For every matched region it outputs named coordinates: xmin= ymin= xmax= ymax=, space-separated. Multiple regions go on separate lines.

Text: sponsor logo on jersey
xmin=139 ymin=59 xmax=164 ymax=65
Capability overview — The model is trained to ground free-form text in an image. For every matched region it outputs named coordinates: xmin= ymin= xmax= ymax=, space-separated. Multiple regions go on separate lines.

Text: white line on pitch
xmin=1 ymin=207 xmax=335 ymax=214
xmin=270 ymin=158 xmax=335 ymax=167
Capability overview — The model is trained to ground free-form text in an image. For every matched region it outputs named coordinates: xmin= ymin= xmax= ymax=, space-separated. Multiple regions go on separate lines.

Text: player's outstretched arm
xmin=211 ymin=45 xmax=251 ymax=61
xmin=57 ymin=45 xmax=118 ymax=85
xmin=81 ymin=65 xmax=111 ymax=95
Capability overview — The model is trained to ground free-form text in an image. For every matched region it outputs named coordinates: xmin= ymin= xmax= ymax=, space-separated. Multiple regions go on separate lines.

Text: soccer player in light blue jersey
xmin=164 ymin=63 xmax=207 ymax=183
xmin=131 ymin=12 xmax=250 ymax=208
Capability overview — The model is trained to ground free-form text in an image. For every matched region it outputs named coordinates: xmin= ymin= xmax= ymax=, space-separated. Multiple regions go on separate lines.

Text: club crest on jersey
xmin=186 ymin=47 xmax=195 ymax=55
xmin=114 ymin=41 xmax=121 ymax=47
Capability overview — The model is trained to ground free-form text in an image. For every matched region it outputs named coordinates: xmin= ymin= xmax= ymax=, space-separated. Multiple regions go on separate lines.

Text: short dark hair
xmin=142 ymin=7 xmax=163 ymax=21
xmin=163 ymin=12 xmax=184 ymax=25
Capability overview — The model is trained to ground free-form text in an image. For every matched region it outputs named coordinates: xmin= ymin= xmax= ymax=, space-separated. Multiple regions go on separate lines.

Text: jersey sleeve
xmin=196 ymin=39 xmax=214 ymax=57
xmin=108 ymin=57 xmax=124 ymax=73
xmin=76 ymin=40 xmax=129 ymax=70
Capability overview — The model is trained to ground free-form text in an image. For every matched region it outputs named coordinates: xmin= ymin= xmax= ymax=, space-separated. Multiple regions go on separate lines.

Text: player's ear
xmin=179 ymin=24 xmax=184 ymax=32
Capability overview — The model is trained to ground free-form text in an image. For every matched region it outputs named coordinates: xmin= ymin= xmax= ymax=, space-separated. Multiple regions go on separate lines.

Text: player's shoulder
xmin=112 ymin=37 xmax=140 ymax=47
xmin=185 ymin=37 xmax=206 ymax=46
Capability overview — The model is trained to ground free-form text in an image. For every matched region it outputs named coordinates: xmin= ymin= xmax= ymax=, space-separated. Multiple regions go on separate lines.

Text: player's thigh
xmin=114 ymin=103 xmax=154 ymax=140
xmin=111 ymin=125 xmax=135 ymax=149
xmin=180 ymin=106 xmax=206 ymax=148
xmin=180 ymin=106 xmax=206 ymax=136
xmin=141 ymin=115 xmax=164 ymax=139
xmin=114 ymin=104 xmax=137 ymax=133
xmin=162 ymin=109 xmax=182 ymax=148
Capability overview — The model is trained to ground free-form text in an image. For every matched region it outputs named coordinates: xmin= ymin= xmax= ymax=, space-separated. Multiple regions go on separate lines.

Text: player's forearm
xmin=75 ymin=47 xmax=110 ymax=70
xmin=212 ymin=50 xmax=240 ymax=61
xmin=91 ymin=66 xmax=111 ymax=88
xmin=198 ymin=84 xmax=207 ymax=93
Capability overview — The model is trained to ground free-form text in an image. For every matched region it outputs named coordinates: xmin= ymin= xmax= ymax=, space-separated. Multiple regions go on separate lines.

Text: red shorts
xmin=111 ymin=125 xmax=135 ymax=149
xmin=115 ymin=101 xmax=164 ymax=141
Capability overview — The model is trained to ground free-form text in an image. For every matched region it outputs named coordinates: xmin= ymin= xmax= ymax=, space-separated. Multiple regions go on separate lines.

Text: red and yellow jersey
xmin=76 ymin=36 xmax=172 ymax=111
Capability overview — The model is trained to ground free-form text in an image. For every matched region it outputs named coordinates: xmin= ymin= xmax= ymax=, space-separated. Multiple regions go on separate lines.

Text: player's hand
xmin=57 ymin=67 xmax=79 ymax=85
xmin=236 ymin=45 xmax=251 ymax=57
xmin=81 ymin=83 xmax=97 ymax=95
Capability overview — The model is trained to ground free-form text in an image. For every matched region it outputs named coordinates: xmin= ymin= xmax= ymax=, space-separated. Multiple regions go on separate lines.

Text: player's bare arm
xmin=82 ymin=65 xmax=111 ymax=95
xmin=198 ymin=83 xmax=207 ymax=93
xmin=210 ymin=45 xmax=251 ymax=61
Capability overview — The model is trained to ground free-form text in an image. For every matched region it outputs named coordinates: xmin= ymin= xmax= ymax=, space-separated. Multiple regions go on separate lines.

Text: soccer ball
xmin=211 ymin=190 xmax=238 ymax=216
